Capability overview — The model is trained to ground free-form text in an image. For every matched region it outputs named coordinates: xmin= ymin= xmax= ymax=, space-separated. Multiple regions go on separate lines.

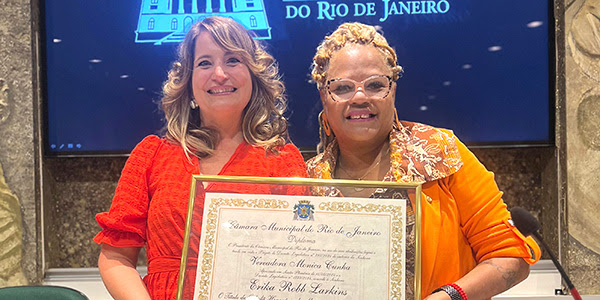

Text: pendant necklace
xmin=337 ymin=147 xmax=390 ymax=192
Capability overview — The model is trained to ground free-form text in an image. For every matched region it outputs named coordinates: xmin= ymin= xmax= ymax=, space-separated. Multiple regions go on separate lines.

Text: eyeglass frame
xmin=323 ymin=74 xmax=394 ymax=102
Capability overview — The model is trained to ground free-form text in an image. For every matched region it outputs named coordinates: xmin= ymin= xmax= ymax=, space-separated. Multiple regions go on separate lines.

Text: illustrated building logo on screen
xmin=135 ymin=0 xmax=271 ymax=44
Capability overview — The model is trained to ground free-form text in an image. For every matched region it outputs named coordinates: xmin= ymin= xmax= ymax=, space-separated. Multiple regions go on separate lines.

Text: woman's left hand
xmin=430 ymin=257 xmax=530 ymax=300
xmin=425 ymin=290 xmax=452 ymax=300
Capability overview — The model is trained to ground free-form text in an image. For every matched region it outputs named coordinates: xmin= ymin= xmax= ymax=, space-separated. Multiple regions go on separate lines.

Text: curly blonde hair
xmin=161 ymin=16 xmax=288 ymax=159
xmin=311 ymin=22 xmax=403 ymax=90
xmin=311 ymin=22 xmax=403 ymax=153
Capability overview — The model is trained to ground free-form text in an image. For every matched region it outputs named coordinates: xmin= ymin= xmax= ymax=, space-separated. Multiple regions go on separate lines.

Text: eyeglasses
xmin=325 ymin=75 xmax=393 ymax=102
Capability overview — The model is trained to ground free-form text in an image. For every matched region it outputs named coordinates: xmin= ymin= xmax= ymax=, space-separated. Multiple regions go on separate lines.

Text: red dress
xmin=94 ymin=136 xmax=308 ymax=299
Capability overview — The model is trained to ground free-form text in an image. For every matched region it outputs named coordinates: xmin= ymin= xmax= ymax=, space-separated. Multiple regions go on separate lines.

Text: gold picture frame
xmin=177 ymin=175 xmax=422 ymax=300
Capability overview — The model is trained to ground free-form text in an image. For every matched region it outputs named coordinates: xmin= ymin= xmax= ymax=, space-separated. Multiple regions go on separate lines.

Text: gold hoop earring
xmin=190 ymin=99 xmax=198 ymax=109
xmin=394 ymin=108 xmax=401 ymax=129
xmin=320 ymin=111 xmax=331 ymax=136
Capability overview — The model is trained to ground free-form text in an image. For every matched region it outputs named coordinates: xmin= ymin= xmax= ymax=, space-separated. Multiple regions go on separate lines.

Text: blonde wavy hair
xmin=311 ymin=22 xmax=403 ymax=152
xmin=161 ymin=16 xmax=288 ymax=159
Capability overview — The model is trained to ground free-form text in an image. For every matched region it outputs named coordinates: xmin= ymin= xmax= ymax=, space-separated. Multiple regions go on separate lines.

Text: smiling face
xmin=191 ymin=31 xmax=252 ymax=127
xmin=322 ymin=44 xmax=396 ymax=148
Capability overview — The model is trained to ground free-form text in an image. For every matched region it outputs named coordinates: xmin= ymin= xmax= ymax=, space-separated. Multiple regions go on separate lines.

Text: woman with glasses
xmin=306 ymin=22 xmax=541 ymax=300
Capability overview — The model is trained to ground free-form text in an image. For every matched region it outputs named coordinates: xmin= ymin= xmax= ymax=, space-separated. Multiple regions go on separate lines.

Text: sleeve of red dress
xmin=448 ymin=136 xmax=541 ymax=265
xmin=269 ymin=144 xmax=308 ymax=195
xmin=276 ymin=144 xmax=308 ymax=177
xmin=93 ymin=135 xmax=162 ymax=247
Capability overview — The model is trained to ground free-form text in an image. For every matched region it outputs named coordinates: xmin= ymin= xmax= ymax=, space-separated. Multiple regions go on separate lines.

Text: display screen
xmin=43 ymin=0 xmax=552 ymax=155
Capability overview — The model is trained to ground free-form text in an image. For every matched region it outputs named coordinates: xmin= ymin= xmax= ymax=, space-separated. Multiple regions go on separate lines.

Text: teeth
xmin=209 ymin=88 xmax=235 ymax=94
xmin=349 ymin=114 xmax=372 ymax=119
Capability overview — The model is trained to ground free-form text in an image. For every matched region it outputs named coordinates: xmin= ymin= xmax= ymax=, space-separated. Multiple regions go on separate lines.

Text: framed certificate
xmin=177 ymin=176 xmax=422 ymax=300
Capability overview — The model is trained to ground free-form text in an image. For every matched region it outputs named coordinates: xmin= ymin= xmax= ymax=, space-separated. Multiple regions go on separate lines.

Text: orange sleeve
xmin=447 ymin=137 xmax=541 ymax=264
xmin=93 ymin=135 xmax=163 ymax=247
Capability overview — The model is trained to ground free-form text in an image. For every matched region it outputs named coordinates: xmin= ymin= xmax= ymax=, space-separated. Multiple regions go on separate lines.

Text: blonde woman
xmin=307 ymin=22 xmax=541 ymax=300
xmin=94 ymin=17 xmax=307 ymax=300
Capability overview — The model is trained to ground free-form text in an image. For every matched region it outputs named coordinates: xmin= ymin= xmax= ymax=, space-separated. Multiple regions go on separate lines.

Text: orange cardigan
xmin=418 ymin=135 xmax=540 ymax=296
xmin=307 ymin=122 xmax=541 ymax=298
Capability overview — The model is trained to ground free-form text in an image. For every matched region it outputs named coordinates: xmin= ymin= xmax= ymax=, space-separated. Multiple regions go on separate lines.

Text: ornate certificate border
xmin=177 ymin=175 xmax=422 ymax=300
